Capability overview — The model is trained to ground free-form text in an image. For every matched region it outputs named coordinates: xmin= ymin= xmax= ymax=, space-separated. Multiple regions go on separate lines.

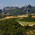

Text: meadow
xmin=0 ymin=18 xmax=35 ymax=35
xmin=17 ymin=17 xmax=35 ymax=26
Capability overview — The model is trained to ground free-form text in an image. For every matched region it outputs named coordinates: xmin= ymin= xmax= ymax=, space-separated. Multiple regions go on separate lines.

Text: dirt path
xmin=0 ymin=16 xmax=35 ymax=26
xmin=0 ymin=16 xmax=17 ymax=21
xmin=17 ymin=21 xmax=35 ymax=26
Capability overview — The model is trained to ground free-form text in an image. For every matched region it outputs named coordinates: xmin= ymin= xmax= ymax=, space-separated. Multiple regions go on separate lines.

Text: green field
xmin=16 ymin=17 xmax=35 ymax=26
xmin=0 ymin=18 xmax=35 ymax=35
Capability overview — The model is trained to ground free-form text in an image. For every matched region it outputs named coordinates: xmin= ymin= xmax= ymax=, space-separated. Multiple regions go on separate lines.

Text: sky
xmin=0 ymin=0 xmax=35 ymax=9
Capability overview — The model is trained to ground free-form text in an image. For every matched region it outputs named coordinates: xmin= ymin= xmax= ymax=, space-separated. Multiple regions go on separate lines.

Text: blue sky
xmin=0 ymin=0 xmax=35 ymax=9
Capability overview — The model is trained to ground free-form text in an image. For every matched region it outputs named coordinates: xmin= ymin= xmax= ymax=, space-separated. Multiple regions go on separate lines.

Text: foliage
xmin=0 ymin=18 xmax=35 ymax=35
xmin=28 ymin=15 xmax=32 ymax=18
xmin=19 ymin=17 xmax=35 ymax=22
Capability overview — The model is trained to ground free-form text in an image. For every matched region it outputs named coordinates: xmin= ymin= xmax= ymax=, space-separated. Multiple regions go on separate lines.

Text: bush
xmin=28 ymin=15 xmax=32 ymax=18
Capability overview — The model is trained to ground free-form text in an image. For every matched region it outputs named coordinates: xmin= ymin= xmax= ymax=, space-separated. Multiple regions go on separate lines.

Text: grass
xmin=18 ymin=21 xmax=35 ymax=26
xmin=16 ymin=17 xmax=35 ymax=26
xmin=0 ymin=18 xmax=35 ymax=35
xmin=19 ymin=17 xmax=35 ymax=22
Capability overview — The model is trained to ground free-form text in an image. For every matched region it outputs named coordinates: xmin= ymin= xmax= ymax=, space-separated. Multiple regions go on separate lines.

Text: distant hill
xmin=0 ymin=9 xmax=2 ymax=14
xmin=2 ymin=5 xmax=35 ymax=16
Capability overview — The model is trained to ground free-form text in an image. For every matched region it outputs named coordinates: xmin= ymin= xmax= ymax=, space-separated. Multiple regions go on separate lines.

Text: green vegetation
xmin=17 ymin=17 xmax=35 ymax=26
xmin=0 ymin=18 xmax=35 ymax=35
xmin=19 ymin=17 xmax=35 ymax=22
xmin=0 ymin=15 xmax=2 ymax=18
xmin=0 ymin=15 xmax=6 ymax=19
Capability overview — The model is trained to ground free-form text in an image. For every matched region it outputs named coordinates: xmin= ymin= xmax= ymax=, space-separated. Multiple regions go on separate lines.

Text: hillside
xmin=0 ymin=18 xmax=35 ymax=35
